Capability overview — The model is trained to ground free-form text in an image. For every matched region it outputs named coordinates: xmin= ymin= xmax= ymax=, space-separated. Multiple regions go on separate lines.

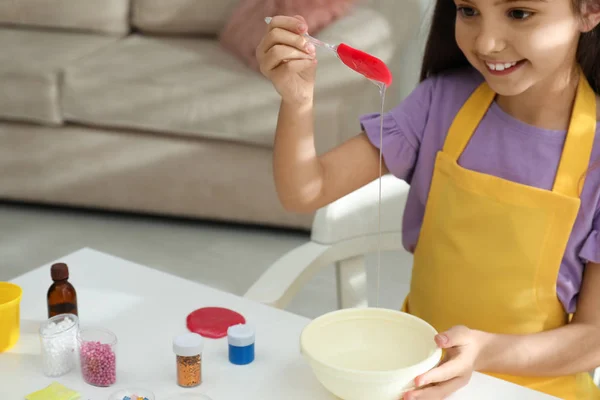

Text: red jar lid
xmin=186 ymin=307 xmax=245 ymax=339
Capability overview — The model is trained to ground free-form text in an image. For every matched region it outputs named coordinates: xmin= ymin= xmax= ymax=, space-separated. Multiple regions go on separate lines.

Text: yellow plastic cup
xmin=0 ymin=282 xmax=23 ymax=352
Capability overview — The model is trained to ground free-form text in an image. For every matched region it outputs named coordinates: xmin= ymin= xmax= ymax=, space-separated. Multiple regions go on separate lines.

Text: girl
xmin=256 ymin=0 xmax=600 ymax=398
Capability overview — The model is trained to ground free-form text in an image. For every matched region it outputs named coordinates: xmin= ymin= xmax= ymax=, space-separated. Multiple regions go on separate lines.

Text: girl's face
xmin=454 ymin=0 xmax=583 ymax=96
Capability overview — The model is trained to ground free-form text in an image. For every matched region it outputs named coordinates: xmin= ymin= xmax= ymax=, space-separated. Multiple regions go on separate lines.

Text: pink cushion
xmin=219 ymin=0 xmax=355 ymax=71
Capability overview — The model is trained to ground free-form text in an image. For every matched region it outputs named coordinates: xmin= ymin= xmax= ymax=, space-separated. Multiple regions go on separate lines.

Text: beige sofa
xmin=0 ymin=0 xmax=423 ymax=230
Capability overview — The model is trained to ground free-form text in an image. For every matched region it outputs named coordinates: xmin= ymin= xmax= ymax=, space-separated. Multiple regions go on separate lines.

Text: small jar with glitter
xmin=173 ymin=332 xmax=204 ymax=388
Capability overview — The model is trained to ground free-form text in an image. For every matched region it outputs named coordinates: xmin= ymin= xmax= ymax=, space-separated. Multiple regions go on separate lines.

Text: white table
xmin=1 ymin=248 xmax=558 ymax=399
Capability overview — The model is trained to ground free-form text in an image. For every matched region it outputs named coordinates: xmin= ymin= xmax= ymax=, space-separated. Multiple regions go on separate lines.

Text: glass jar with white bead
xmin=39 ymin=313 xmax=79 ymax=377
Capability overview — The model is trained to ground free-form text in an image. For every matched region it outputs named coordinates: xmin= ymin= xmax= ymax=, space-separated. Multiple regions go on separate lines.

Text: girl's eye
xmin=457 ymin=6 xmax=479 ymax=17
xmin=508 ymin=9 xmax=533 ymax=19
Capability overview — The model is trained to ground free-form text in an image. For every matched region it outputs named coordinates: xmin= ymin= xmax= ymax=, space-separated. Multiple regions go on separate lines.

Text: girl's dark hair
xmin=419 ymin=0 xmax=600 ymax=94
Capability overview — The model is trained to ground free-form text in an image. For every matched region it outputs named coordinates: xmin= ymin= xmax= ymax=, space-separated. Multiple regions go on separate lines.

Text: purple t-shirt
xmin=360 ymin=67 xmax=600 ymax=314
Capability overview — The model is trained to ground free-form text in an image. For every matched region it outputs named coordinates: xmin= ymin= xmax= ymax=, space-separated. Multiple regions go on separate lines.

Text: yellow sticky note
xmin=26 ymin=382 xmax=81 ymax=400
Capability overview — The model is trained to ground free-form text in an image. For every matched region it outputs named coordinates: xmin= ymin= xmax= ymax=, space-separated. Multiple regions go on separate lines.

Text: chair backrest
xmin=311 ymin=175 xmax=408 ymax=245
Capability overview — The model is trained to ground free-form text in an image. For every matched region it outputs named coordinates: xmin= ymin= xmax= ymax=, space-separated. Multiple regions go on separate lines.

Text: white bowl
xmin=300 ymin=308 xmax=443 ymax=400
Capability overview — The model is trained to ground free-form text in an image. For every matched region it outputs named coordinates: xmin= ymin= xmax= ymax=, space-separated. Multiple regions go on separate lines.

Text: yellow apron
xmin=402 ymin=73 xmax=599 ymax=399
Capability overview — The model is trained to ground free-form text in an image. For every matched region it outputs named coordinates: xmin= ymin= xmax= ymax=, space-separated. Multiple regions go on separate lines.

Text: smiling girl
xmin=257 ymin=0 xmax=600 ymax=398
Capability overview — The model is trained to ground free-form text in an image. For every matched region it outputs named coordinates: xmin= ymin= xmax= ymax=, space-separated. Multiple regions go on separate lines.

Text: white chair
xmin=244 ymin=174 xmax=408 ymax=310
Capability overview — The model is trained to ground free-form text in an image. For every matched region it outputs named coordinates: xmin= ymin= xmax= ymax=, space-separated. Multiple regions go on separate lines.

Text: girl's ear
xmin=581 ymin=2 xmax=600 ymax=32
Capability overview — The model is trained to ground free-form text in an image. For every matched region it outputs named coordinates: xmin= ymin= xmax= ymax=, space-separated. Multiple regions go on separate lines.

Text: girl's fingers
xmin=293 ymin=14 xmax=307 ymax=24
xmin=416 ymin=358 xmax=463 ymax=387
xmin=279 ymin=59 xmax=317 ymax=74
xmin=265 ymin=15 xmax=307 ymax=35
xmin=260 ymin=27 xmax=314 ymax=55
xmin=404 ymin=376 xmax=469 ymax=400
xmin=262 ymin=45 xmax=315 ymax=72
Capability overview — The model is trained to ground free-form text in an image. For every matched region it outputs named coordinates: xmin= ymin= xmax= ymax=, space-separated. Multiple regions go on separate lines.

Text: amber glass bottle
xmin=47 ymin=263 xmax=78 ymax=318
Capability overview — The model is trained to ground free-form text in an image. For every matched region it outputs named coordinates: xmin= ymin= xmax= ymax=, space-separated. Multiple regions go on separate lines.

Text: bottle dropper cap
xmin=51 ymin=263 xmax=69 ymax=281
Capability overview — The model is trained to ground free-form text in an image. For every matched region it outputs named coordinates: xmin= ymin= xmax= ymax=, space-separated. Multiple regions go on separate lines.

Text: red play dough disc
xmin=186 ymin=307 xmax=246 ymax=339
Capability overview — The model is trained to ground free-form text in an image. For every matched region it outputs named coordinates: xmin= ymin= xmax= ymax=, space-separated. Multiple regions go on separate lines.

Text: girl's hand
xmin=256 ymin=15 xmax=318 ymax=105
xmin=404 ymin=326 xmax=487 ymax=400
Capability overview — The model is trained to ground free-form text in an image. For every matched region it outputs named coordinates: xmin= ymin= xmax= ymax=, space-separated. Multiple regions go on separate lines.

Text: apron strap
xmin=552 ymin=75 xmax=597 ymax=198
xmin=443 ymin=82 xmax=496 ymax=160
xmin=443 ymin=73 xmax=597 ymax=199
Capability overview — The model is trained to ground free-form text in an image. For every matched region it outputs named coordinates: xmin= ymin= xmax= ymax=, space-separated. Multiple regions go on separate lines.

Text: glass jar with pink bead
xmin=77 ymin=328 xmax=117 ymax=387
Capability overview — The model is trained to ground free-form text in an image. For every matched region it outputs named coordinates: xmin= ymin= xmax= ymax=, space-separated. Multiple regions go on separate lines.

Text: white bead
xmin=40 ymin=317 xmax=78 ymax=377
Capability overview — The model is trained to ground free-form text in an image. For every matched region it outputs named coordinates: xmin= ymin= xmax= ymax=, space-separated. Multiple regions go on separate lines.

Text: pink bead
xmin=80 ymin=341 xmax=116 ymax=386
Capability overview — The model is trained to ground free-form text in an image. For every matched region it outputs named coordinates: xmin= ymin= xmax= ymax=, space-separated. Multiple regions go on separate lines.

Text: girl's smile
xmin=483 ymin=59 xmax=526 ymax=75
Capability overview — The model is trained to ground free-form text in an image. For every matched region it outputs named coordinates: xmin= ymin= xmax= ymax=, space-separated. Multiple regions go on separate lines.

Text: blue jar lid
xmin=227 ymin=324 xmax=255 ymax=347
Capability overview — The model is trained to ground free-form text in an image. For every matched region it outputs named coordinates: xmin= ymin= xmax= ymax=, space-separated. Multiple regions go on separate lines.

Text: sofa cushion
xmin=220 ymin=0 xmax=356 ymax=71
xmin=132 ymin=0 xmax=241 ymax=36
xmin=0 ymin=28 xmax=119 ymax=125
xmin=62 ymin=7 xmax=394 ymax=147
xmin=62 ymin=35 xmax=284 ymax=146
xmin=0 ymin=0 xmax=130 ymax=36
xmin=0 ymin=122 xmax=314 ymax=230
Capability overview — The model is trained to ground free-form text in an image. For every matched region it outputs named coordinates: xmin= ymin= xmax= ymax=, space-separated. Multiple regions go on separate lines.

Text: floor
xmin=0 ymin=202 xmax=412 ymax=319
